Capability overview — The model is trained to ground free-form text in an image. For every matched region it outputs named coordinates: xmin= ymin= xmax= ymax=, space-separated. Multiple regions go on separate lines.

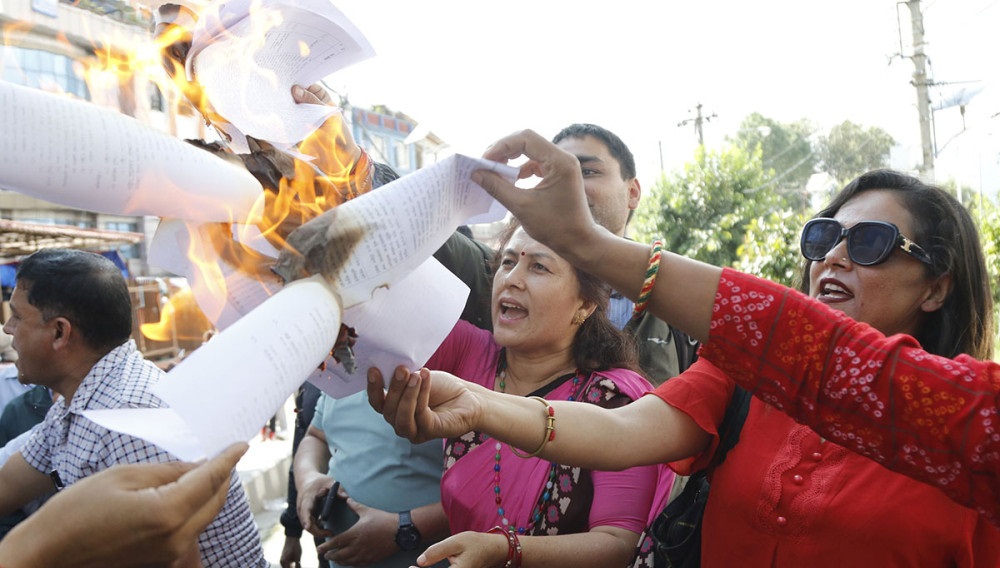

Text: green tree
xmin=968 ymin=192 xmax=1000 ymax=354
xmin=634 ymin=144 xmax=786 ymax=268
xmin=735 ymin=209 xmax=809 ymax=287
xmin=815 ymin=121 xmax=895 ymax=185
xmin=729 ymin=113 xmax=817 ymax=209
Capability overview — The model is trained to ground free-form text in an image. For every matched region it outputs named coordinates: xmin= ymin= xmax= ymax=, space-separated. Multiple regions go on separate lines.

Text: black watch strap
xmin=395 ymin=510 xmax=421 ymax=551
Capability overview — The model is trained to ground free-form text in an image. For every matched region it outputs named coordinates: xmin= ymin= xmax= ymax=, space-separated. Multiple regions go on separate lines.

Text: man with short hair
xmin=0 ymin=248 xmax=267 ymax=567
xmin=552 ymin=124 xmax=698 ymax=384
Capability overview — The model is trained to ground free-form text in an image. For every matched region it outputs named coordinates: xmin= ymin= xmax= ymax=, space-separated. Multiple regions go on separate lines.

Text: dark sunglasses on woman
xmin=800 ymin=217 xmax=933 ymax=267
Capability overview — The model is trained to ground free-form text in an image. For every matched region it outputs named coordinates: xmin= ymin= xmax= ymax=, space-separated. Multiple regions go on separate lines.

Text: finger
xmin=344 ymin=497 xmax=363 ymax=513
xmin=481 ymin=129 xmax=532 ymax=163
xmin=471 ymin=168 xmax=523 ymax=213
xmin=316 ymin=538 xmax=338 ymax=554
xmin=366 ymin=368 xmax=386 ymax=413
xmin=413 ymin=368 xmax=434 ymax=434
xmin=290 ymin=84 xmax=324 ymax=105
xmin=306 ymin=83 xmax=332 ymax=104
xmin=109 ymin=459 xmax=197 ymax=491
xmin=392 ymin=370 xmax=424 ymax=440
xmin=162 ymin=442 xmax=247 ymax=531
xmin=416 ymin=539 xmax=454 ymax=566
xmin=380 ymin=366 xmax=411 ymax=429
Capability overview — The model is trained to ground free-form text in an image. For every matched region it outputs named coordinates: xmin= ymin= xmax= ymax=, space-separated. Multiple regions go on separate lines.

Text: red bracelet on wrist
xmin=488 ymin=525 xmax=522 ymax=567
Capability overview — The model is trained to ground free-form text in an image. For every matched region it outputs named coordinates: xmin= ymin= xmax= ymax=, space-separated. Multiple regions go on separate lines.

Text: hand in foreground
xmin=367 ymin=366 xmax=484 ymax=444
xmin=0 ymin=442 xmax=248 ymax=568
xmin=280 ymin=535 xmax=302 ymax=568
xmin=413 ymin=531 xmax=507 ymax=567
xmin=472 ymin=129 xmax=601 ymax=260
xmin=319 ymin=496 xmax=396 ymax=566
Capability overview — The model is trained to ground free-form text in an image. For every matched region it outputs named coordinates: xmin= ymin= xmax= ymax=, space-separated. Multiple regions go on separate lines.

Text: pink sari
xmin=440 ymin=367 xmax=668 ymax=535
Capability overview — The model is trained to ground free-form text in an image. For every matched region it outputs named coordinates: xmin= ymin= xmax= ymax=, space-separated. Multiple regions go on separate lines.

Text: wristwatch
xmin=394 ymin=510 xmax=421 ymax=551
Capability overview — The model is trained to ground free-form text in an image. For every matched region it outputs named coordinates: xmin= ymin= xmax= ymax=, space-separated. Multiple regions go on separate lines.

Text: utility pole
xmin=678 ymin=103 xmax=716 ymax=147
xmin=906 ymin=0 xmax=935 ymax=180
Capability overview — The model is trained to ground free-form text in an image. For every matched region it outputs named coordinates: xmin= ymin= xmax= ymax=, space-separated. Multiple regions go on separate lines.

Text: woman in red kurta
xmin=371 ymin=165 xmax=1000 ymax=566
xmin=637 ymin=171 xmax=1000 ymax=564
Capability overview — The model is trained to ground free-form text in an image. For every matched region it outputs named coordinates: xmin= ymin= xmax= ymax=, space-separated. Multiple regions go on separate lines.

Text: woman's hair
xmin=493 ymin=219 xmax=641 ymax=375
xmin=797 ymin=169 xmax=993 ymax=359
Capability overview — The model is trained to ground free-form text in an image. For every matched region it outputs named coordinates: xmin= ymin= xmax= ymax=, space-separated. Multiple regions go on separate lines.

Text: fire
xmin=4 ymin=3 xmax=360 ymax=346
xmin=141 ymin=2 xmax=365 ymax=338
xmin=140 ymin=287 xmax=213 ymax=342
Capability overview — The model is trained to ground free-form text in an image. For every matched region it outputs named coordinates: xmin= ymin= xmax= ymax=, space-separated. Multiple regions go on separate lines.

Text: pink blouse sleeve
xmin=700 ymin=267 xmax=1000 ymax=526
xmin=588 ymin=463 xmax=662 ymax=532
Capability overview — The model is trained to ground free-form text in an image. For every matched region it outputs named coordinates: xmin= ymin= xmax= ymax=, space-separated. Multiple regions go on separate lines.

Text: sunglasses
xmin=800 ymin=218 xmax=933 ymax=266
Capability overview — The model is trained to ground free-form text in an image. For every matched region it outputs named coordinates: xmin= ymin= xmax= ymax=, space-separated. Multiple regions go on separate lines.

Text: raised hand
xmin=472 ymin=129 xmax=603 ymax=261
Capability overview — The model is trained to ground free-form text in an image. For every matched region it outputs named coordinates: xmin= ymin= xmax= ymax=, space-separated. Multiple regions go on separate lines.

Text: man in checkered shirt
xmin=0 ymin=249 xmax=266 ymax=567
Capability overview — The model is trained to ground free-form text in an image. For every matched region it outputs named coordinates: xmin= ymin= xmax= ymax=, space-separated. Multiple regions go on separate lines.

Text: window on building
xmin=0 ymin=46 xmax=90 ymax=100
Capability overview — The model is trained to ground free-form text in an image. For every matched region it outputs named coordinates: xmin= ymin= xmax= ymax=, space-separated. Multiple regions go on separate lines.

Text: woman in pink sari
xmin=418 ymin=219 xmax=673 ymax=567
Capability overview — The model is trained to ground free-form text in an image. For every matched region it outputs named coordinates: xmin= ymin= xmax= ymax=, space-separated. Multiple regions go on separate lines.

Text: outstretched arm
xmin=417 ymin=526 xmax=638 ymax=568
xmin=470 ymin=128 xmax=1000 ymax=527
xmin=368 ymin=367 xmax=709 ymax=472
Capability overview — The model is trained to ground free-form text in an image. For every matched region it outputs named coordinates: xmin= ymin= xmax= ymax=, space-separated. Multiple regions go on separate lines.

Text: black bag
xmin=650 ymin=386 xmax=751 ymax=568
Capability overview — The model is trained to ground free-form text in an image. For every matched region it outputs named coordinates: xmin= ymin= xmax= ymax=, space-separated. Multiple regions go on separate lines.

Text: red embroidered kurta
xmin=699 ymin=267 xmax=1000 ymax=527
xmin=652 ymin=359 xmax=1000 ymax=566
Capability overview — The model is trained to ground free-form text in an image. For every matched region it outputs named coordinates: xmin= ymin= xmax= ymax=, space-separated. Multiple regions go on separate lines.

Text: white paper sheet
xmin=85 ymin=275 xmax=342 ymax=461
xmin=314 ymin=154 xmax=514 ymax=308
xmin=189 ymin=0 xmax=375 ymax=145
xmin=111 ymin=155 xmax=514 ymax=458
xmin=0 ymin=82 xmax=263 ymax=223
xmin=307 ymin=257 xmax=469 ymax=399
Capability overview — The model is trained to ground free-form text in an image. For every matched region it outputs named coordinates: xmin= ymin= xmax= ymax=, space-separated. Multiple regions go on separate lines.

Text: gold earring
xmin=572 ymin=313 xmax=586 ymax=325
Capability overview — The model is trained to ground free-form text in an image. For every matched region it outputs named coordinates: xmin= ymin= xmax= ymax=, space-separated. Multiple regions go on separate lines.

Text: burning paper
xmin=187 ymin=0 xmax=375 ymax=146
xmin=85 ymin=275 xmax=340 ymax=461
xmin=149 ymin=219 xmax=282 ymax=330
xmin=0 ymin=81 xmax=262 ymax=223
xmin=273 ymin=154 xmax=514 ymax=307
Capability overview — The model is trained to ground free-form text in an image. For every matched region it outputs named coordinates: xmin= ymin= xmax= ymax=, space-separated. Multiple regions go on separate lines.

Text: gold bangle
xmin=510 ymin=396 xmax=556 ymax=459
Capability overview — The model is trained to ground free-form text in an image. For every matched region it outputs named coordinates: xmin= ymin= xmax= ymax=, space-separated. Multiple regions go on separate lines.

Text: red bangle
xmin=488 ymin=526 xmax=522 ymax=567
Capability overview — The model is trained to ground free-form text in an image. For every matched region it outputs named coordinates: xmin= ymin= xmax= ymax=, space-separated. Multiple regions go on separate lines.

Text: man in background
xmin=553 ymin=123 xmax=698 ymax=383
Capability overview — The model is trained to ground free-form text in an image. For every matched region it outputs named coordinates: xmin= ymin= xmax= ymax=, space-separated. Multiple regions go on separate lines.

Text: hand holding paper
xmin=188 ymin=0 xmax=375 ymax=146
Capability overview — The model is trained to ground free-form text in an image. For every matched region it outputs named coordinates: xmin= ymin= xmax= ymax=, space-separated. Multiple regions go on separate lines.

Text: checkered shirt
xmin=22 ymin=340 xmax=267 ymax=567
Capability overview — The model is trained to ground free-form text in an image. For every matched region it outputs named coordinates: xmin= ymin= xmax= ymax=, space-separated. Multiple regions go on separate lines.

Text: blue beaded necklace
xmin=492 ymin=351 xmax=583 ymax=534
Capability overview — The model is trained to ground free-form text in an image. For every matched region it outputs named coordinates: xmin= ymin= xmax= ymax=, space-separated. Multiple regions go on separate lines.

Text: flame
xmin=6 ymin=2 xmax=363 ymax=340
xmin=140 ymin=287 xmax=214 ymax=342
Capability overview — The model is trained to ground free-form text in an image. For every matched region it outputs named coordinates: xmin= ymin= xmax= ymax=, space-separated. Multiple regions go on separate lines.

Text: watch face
xmin=395 ymin=526 xmax=421 ymax=551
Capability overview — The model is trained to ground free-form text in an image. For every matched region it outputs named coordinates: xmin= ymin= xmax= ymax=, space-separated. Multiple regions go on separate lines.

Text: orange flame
xmin=7 ymin=3 xmax=365 ymax=342
xmin=140 ymin=287 xmax=214 ymax=342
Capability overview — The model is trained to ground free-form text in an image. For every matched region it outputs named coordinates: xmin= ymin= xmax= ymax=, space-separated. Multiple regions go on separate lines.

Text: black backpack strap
xmin=707 ymin=385 xmax=751 ymax=472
